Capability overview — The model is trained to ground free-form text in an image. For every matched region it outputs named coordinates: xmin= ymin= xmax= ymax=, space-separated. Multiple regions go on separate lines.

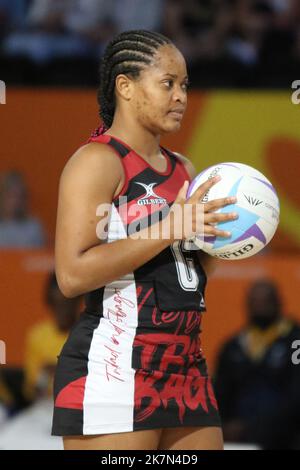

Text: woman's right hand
xmin=166 ymin=176 xmax=238 ymax=243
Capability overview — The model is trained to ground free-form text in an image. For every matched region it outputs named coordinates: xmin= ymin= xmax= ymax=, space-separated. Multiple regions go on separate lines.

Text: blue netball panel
xmin=212 ymin=176 xmax=264 ymax=249
xmin=213 ymin=206 xmax=260 ymax=249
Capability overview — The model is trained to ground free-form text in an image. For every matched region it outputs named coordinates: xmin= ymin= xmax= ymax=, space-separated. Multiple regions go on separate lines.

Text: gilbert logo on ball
xmin=187 ymin=162 xmax=280 ymax=260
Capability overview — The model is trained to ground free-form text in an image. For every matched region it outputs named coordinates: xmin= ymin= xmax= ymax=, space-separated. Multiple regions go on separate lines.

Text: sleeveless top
xmin=83 ymin=132 xmax=207 ymax=314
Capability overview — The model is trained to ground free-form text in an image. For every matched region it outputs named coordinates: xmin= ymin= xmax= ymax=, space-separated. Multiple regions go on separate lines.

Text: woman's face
xmin=130 ymin=44 xmax=189 ymax=134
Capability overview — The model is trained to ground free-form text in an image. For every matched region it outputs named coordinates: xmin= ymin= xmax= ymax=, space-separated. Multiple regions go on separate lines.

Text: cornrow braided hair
xmin=94 ymin=29 xmax=173 ymax=136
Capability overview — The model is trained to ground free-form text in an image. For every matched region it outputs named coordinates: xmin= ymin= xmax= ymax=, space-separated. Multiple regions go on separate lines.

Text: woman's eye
xmin=163 ymin=80 xmax=190 ymax=91
xmin=164 ymin=80 xmax=173 ymax=88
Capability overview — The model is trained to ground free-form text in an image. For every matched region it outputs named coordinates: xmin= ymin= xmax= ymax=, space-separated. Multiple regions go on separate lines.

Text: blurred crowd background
xmin=0 ymin=0 xmax=300 ymax=451
xmin=0 ymin=0 xmax=300 ymax=87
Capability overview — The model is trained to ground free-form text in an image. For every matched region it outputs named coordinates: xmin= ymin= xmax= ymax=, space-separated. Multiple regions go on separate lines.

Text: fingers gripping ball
xmin=187 ymin=162 xmax=280 ymax=260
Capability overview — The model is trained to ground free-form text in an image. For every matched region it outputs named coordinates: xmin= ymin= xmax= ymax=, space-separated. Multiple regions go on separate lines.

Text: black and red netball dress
xmin=51 ymin=133 xmax=221 ymax=436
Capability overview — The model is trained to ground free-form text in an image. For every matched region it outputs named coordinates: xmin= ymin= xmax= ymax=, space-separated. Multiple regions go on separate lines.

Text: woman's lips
xmin=168 ymin=110 xmax=184 ymax=120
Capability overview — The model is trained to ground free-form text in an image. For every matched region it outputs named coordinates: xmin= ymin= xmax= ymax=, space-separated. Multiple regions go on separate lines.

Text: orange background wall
xmin=1 ymin=89 xmax=299 ymax=250
xmin=1 ymin=89 xmax=300 ymax=373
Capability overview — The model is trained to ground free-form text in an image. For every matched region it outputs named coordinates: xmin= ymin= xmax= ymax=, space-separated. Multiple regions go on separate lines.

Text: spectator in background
xmin=112 ymin=0 xmax=164 ymax=36
xmin=162 ymin=0 xmax=299 ymax=67
xmin=162 ymin=0 xmax=231 ymax=63
xmin=0 ymin=170 xmax=46 ymax=248
xmin=1 ymin=0 xmax=299 ymax=86
xmin=260 ymin=0 xmax=300 ymax=64
xmin=214 ymin=279 xmax=300 ymax=449
xmin=0 ymin=272 xmax=81 ymax=450
xmin=2 ymin=0 xmax=165 ymax=64
xmin=225 ymin=0 xmax=300 ymax=66
xmin=0 ymin=368 xmax=29 ymax=419
xmin=2 ymin=0 xmax=116 ymax=64
xmin=0 ymin=0 xmax=28 ymax=40
xmin=23 ymin=272 xmax=81 ymax=401
xmin=225 ymin=0 xmax=274 ymax=66
xmin=0 ymin=402 xmax=7 ymax=426
xmin=0 ymin=375 xmax=12 ymax=423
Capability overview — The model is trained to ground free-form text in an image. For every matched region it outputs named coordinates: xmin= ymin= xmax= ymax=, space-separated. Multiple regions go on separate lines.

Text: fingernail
xmin=230 ymin=197 xmax=237 ymax=203
xmin=226 ymin=231 xmax=231 ymax=237
xmin=232 ymin=212 xmax=238 ymax=218
xmin=215 ymin=175 xmax=221 ymax=181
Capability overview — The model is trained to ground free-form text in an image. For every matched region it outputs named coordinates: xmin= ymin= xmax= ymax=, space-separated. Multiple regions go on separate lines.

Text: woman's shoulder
xmin=70 ymin=141 xmax=121 ymax=166
xmin=167 ymin=149 xmax=197 ymax=180
xmin=61 ymin=141 xmax=123 ymax=181
xmin=57 ymin=141 xmax=124 ymax=203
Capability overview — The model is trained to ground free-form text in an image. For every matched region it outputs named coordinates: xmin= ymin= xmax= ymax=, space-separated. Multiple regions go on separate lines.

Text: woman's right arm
xmin=55 ymin=143 xmax=236 ymax=298
xmin=55 ymin=143 xmax=173 ymax=298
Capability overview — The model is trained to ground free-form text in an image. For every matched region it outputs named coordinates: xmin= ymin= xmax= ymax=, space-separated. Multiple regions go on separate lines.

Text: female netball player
xmin=52 ymin=30 xmax=238 ymax=450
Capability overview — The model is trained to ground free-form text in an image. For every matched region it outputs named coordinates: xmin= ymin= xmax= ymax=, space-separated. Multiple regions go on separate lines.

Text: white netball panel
xmin=237 ymin=175 xmax=280 ymax=224
xmin=205 ymin=217 xmax=277 ymax=260
xmin=226 ymin=161 xmax=271 ymax=180
xmin=210 ymin=238 xmax=265 ymax=260
xmin=188 ymin=164 xmax=241 ymax=203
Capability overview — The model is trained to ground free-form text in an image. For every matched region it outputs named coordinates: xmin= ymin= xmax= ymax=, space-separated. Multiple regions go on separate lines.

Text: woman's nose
xmin=173 ymin=85 xmax=187 ymax=104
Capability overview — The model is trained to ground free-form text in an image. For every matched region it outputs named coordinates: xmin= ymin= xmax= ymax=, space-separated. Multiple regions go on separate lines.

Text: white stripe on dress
xmin=83 ymin=204 xmax=138 ymax=434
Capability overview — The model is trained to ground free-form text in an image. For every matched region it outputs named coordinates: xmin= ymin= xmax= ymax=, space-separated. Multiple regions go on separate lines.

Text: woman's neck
xmin=106 ymin=115 xmax=162 ymax=160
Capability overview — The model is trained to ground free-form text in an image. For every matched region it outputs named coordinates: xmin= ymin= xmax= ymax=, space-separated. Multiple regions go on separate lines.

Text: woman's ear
xmin=115 ymin=74 xmax=134 ymax=101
